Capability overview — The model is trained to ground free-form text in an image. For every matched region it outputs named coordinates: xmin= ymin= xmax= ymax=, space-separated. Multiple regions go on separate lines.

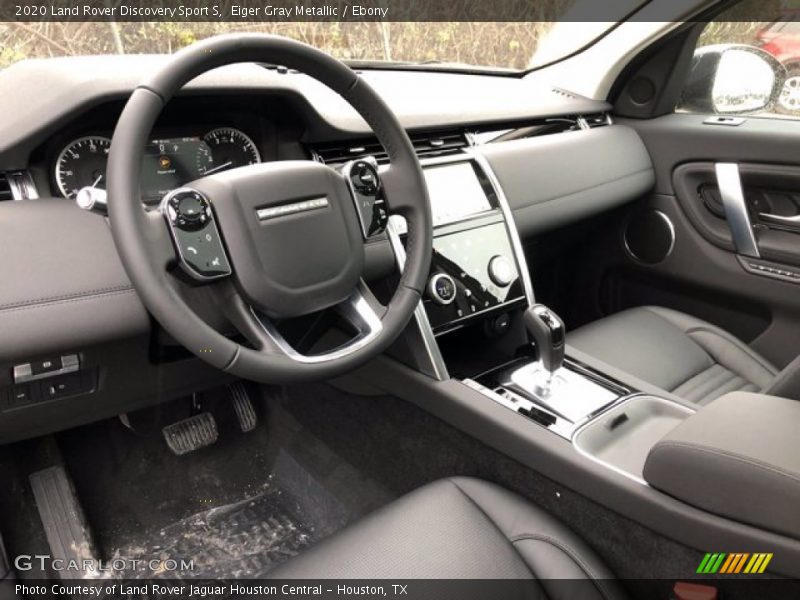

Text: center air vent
xmin=0 ymin=174 xmax=13 ymax=201
xmin=312 ymin=131 xmax=470 ymax=166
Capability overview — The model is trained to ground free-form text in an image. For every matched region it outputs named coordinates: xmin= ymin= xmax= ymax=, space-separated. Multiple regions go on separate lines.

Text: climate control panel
xmin=424 ymin=217 xmax=525 ymax=332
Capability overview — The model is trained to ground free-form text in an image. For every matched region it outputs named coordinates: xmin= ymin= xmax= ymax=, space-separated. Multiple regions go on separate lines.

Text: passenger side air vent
xmin=312 ymin=131 xmax=470 ymax=166
xmin=0 ymin=174 xmax=13 ymax=201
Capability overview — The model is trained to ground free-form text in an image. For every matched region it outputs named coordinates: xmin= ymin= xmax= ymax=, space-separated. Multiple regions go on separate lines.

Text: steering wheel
xmin=106 ymin=34 xmax=432 ymax=383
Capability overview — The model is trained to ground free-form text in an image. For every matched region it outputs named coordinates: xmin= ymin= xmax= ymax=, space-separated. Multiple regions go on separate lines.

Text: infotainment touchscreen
xmin=391 ymin=161 xmax=493 ymax=234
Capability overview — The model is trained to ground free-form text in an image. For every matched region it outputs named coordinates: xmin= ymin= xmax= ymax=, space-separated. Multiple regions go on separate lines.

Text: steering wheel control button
xmin=161 ymin=188 xmax=232 ymax=281
xmin=166 ymin=189 xmax=211 ymax=231
xmin=428 ymin=273 xmax=457 ymax=305
xmin=343 ymin=158 xmax=389 ymax=238
xmin=350 ymin=160 xmax=380 ymax=195
xmin=488 ymin=255 xmax=515 ymax=287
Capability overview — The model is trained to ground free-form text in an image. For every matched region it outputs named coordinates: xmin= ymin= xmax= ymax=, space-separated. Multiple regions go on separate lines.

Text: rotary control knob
xmin=166 ymin=190 xmax=210 ymax=231
xmin=349 ymin=160 xmax=380 ymax=195
xmin=428 ymin=273 xmax=457 ymax=305
xmin=488 ymin=255 xmax=515 ymax=287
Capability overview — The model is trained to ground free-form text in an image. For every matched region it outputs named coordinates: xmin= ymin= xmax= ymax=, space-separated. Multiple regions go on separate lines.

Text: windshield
xmin=0 ymin=20 xmax=623 ymax=72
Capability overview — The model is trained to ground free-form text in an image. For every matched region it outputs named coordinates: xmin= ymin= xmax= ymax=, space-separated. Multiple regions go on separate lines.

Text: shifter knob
xmin=524 ymin=304 xmax=565 ymax=375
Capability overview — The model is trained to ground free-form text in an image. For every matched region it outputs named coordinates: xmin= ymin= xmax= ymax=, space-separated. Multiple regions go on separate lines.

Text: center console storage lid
xmin=643 ymin=392 xmax=800 ymax=540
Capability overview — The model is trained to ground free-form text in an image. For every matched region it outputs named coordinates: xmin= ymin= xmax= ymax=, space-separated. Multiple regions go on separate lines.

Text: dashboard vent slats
xmin=0 ymin=174 xmax=12 ymax=201
xmin=312 ymin=131 xmax=469 ymax=166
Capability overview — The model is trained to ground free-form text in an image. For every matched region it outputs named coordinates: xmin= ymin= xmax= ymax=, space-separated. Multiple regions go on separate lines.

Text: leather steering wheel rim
xmin=106 ymin=34 xmax=432 ymax=383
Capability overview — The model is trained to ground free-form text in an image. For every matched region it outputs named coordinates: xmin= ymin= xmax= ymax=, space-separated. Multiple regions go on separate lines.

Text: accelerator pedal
xmin=162 ymin=412 xmax=218 ymax=456
xmin=229 ymin=382 xmax=257 ymax=432
xmin=29 ymin=466 xmax=99 ymax=579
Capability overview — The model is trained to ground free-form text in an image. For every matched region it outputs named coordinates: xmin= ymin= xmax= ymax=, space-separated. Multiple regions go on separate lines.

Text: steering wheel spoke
xmin=253 ymin=282 xmax=384 ymax=364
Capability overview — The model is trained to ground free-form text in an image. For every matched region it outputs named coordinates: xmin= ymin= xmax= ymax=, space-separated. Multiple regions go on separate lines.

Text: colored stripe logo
xmin=696 ymin=553 xmax=773 ymax=574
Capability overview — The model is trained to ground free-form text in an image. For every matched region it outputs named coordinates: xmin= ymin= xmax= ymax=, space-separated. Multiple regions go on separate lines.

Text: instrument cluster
xmin=53 ymin=127 xmax=261 ymax=203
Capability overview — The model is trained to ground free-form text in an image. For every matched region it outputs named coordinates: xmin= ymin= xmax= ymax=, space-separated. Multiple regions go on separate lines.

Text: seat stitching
xmin=685 ymin=327 xmax=777 ymax=375
xmin=673 ymin=364 xmax=726 ymax=399
xmin=683 ymin=367 xmax=736 ymax=403
xmin=446 ymin=479 xmax=535 ymax=579
xmin=652 ymin=441 xmax=800 ymax=486
xmin=509 ymin=533 xmax=614 ymax=600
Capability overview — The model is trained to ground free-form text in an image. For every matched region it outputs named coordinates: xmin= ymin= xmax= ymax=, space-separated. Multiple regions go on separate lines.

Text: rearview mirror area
xmin=679 ymin=44 xmax=787 ymax=115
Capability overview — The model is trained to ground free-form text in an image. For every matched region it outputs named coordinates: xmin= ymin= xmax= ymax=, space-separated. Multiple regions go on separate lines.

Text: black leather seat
xmin=271 ymin=477 xmax=626 ymax=599
xmin=569 ymin=306 xmax=778 ymax=405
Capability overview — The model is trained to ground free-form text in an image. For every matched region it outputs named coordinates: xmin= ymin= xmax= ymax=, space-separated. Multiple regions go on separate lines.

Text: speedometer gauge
xmin=199 ymin=128 xmax=261 ymax=176
xmin=55 ymin=136 xmax=111 ymax=199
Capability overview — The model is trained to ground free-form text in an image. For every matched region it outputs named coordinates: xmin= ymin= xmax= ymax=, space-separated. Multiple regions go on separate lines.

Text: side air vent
xmin=0 ymin=174 xmax=13 ymax=201
xmin=312 ymin=131 xmax=470 ymax=166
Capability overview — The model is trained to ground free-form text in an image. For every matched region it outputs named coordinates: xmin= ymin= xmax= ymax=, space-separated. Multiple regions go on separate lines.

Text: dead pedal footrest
xmin=29 ymin=466 xmax=99 ymax=578
xmin=162 ymin=412 xmax=218 ymax=455
xmin=230 ymin=382 xmax=257 ymax=432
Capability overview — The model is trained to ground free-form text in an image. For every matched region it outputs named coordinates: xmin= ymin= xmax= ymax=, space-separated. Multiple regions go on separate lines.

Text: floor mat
xmin=115 ymin=484 xmax=313 ymax=580
xmin=41 ymin=388 xmax=393 ymax=579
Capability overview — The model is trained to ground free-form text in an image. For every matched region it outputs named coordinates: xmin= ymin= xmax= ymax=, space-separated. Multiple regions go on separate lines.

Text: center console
xmin=386 ymin=148 xmax=698 ymax=485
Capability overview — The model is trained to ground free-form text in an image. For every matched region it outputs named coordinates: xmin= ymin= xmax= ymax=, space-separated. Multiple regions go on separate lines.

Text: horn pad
xmin=192 ymin=161 xmax=365 ymax=318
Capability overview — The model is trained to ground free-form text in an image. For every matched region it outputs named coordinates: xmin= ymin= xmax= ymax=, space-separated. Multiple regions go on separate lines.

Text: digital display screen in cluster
xmin=140 ymin=137 xmax=211 ymax=201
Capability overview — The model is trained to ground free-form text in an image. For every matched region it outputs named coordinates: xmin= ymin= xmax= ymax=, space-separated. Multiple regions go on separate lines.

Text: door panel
xmin=570 ymin=113 xmax=800 ymax=367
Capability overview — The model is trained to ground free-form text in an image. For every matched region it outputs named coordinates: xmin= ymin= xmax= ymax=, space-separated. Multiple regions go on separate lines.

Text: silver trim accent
xmin=54 ymin=135 xmax=112 ymax=199
xmin=13 ymin=354 xmax=80 ymax=384
xmin=759 ymin=212 xmax=800 ymax=230
xmin=7 ymin=170 xmax=39 ymax=200
xmin=381 ymin=151 xmax=536 ymax=380
xmin=501 ymin=361 xmax=620 ymax=424
xmin=386 ymin=220 xmax=449 ymax=381
xmin=623 ymin=209 xmax=676 ymax=265
xmin=427 ymin=273 xmax=457 ymax=306
xmin=75 ymin=186 xmax=107 ymax=213
xmin=251 ymin=283 xmax=384 ymax=364
xmin=256 ymin=197 xmax=328 ymax=221
xmin=715 ymin=163 xmax=760 ymax=258
xmin=468 ymin=149 xmax=536 ymax=305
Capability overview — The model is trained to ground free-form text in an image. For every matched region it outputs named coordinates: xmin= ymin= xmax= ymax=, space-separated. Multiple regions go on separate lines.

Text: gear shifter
xmin=499 ymin=304 xmax=621 ymax=424
xmin=524 ymin=304 xmax=565 ymax=378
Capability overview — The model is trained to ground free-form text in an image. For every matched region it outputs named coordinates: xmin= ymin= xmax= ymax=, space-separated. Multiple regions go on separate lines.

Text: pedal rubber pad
xmin=230 ymin=382 xmax=257 ymax=432
xmin=162 ymin=412 xmax=218 ymax=455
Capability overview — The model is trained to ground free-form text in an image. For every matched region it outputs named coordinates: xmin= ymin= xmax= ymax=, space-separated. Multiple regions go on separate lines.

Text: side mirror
xmin=679 ymin=44 xmax=787 ymax=114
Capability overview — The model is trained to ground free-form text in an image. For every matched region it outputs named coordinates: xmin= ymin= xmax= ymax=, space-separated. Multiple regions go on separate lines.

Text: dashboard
xmin=54 ymin=128 xmax=261 ymax=202
xmin=0 ymin=56 xmax=656 ymax=444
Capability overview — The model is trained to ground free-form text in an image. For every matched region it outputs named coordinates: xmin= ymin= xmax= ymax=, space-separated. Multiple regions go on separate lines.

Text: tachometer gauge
xmin=54 ymin=136 xmax=111 ymax=199
xmin=199 ymin=128 xmax=261 ymax=176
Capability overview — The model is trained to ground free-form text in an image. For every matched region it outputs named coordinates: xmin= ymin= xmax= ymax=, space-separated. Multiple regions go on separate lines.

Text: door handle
xmin=759 ymin=212 xmax=800 ymax=231
xmin=714 ymin=163 xmax=760 ymax=258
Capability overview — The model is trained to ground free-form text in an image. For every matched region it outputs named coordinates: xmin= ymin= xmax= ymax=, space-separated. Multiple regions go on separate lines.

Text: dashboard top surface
xmin=0 ymin=56 xmax=609 ymax=168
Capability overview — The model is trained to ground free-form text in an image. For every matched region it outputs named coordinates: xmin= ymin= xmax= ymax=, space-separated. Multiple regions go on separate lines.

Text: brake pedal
xmin=229 ymin=382 xmax=257 ymax=432
xmin=162 ymin=412 xmax=218 ymax=455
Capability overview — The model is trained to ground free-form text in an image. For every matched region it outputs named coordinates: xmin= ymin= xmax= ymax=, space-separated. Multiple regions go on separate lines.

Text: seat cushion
xmin=569 ymin=306 xmax=777 ymax=405
xmin=270 ymin=477 xmax=626 ymax=599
